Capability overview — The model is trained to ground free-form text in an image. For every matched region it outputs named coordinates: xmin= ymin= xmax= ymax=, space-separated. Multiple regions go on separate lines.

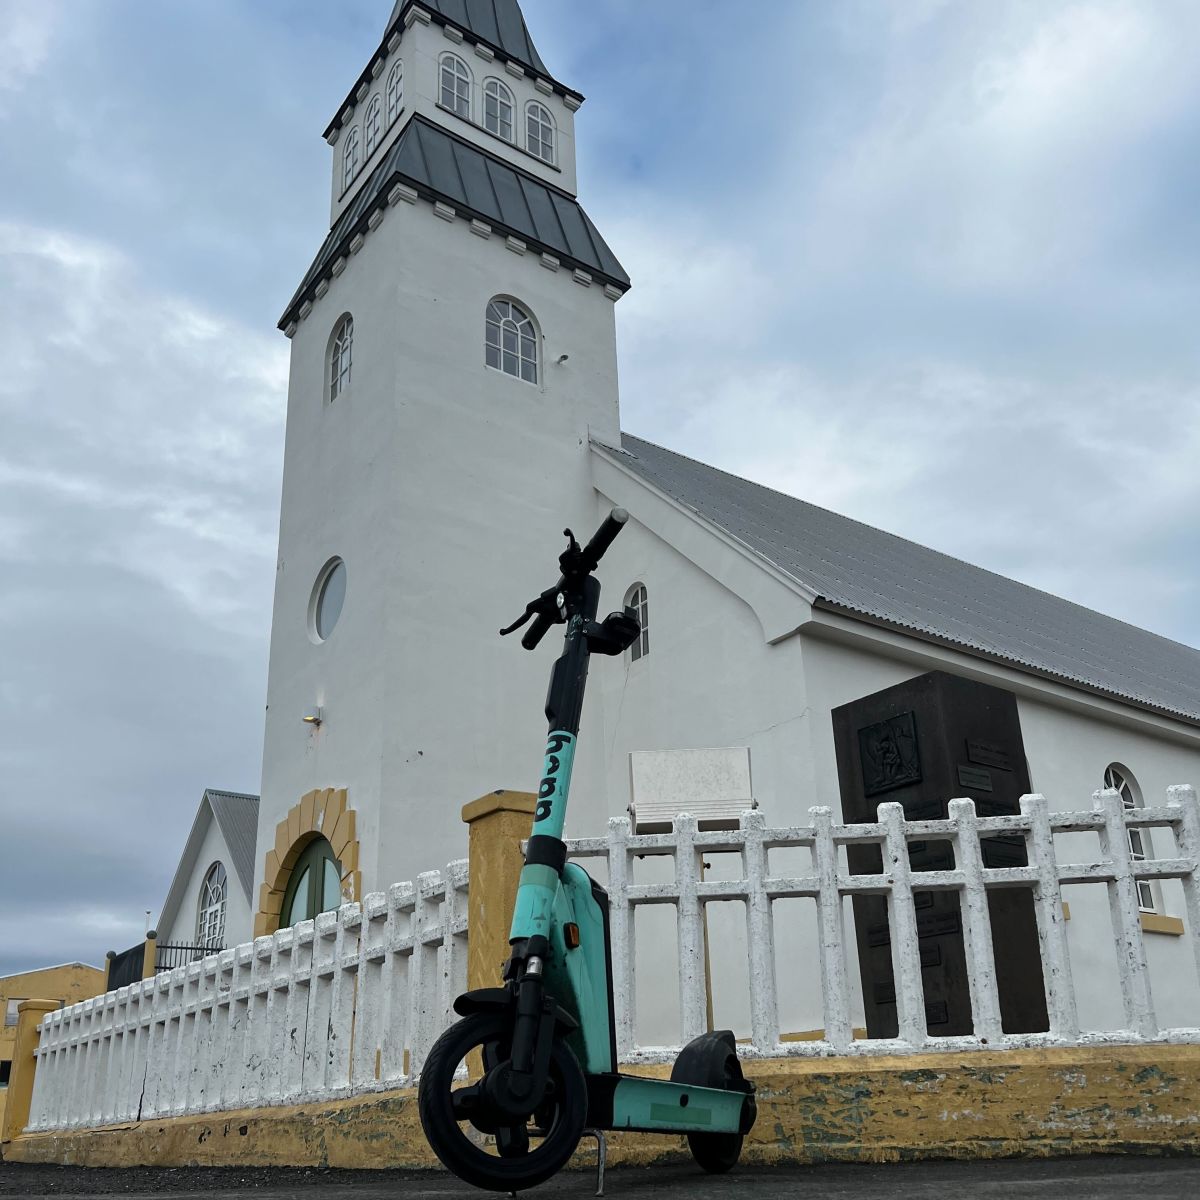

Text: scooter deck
xmin=586 ymin=1073 xmax=755 ymax=1135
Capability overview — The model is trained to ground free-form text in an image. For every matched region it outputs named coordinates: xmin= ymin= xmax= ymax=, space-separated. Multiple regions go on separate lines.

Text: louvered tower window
xmin=526 ymin=101 xmax=555 ymax=163
xmin=484 ymin=78 xmax=515 ymax=141
xmin=440 ymin=54 xmax=471 ymax=119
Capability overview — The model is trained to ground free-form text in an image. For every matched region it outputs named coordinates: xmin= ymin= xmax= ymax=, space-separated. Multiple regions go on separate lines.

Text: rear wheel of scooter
xmin=418 ymin=1012 xmax=587 ymax=1192
xmin=670 ymin=1030 xmax=749 ymax=1174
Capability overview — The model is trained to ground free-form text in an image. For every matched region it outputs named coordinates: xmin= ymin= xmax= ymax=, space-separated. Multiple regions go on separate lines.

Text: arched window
xmin=485 ymin=298 xmax=538 ymax=384
xmin=342 ymin=126 xmax=361 ymax=190
xmin=625 ymin=583 xmax=649 ymax=661
xmin=484 ymin=78 xmax=515 ymax=141
xmin=329 ymin=314 xmax=353 ymax=401
xmin=1105 ymin=764 xmax=1156 ymax=912
xmin=363 ymin=95 xmax=382 ymax=158
xmin=526 ymin=101 xmax=555 ymax=164
xmin=386 ymin=61 xmax=405 ymax=125
xmin=440 ymin=54 xmax=471 ymax=119
xmin=280 ymin=837 xmax=344 ymax=927
xmin=196 ymin=862 xmax=227 ymax=948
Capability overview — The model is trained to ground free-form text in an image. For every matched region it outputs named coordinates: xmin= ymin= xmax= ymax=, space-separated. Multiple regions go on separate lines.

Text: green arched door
xmin=280 ymin=836 xmax=343 ymax=927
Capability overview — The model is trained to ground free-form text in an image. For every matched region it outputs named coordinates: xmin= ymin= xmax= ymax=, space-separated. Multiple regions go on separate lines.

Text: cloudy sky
xmin=1 ymin=0 xmax=1197 ymax=977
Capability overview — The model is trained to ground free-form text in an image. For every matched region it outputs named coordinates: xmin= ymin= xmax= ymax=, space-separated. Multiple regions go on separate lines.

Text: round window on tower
xmin=309 ymin=557 xmax=347 ymax=643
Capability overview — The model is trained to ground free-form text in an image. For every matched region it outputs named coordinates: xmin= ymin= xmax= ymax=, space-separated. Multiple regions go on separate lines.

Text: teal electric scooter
xmin=418 ymin=509 xmax=756 ymax=1192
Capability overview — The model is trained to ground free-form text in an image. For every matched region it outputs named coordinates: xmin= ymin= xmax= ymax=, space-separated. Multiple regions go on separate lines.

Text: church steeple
xmin=322 ymin=0 xmax=586 ymax=225
xmin=258 ymin=1 xmax=628 ymax=906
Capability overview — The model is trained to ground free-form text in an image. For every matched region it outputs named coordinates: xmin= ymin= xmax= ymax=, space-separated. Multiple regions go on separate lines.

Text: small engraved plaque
xmin=957 ymin=764 xmax=995 ymax=793
xmin=859 ymin=712 xmax=922 ymax=797
xmin=967 ymin=739 xmax=1012 ymax=771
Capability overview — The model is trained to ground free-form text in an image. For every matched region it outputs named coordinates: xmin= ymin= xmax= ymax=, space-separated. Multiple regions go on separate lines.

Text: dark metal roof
xmin=281 ymin=115 xmax=629 ymax=328
xmin=398 ymin=0 xmax=548 ymax=75
xmin=327 ymin=2 xmax=579 ymax=141
xmin=610 ymin=434 xmax=1200 ymax=725
xmin=205 ymin=790 xmax=260 ymax=901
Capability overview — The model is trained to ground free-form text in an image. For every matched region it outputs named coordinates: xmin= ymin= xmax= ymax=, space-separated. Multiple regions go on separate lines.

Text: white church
xmin=159 ymin=0 xmax=1200 ymax=1038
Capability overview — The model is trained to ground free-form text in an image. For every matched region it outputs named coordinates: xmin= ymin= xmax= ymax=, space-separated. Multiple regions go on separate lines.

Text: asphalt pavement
xmin=3 ymin=1157 xmax=1200 ymax=1200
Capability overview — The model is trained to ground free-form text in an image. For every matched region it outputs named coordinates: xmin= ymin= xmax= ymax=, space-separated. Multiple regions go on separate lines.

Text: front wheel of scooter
xmin=418 ymin=1012 xmax=587 ymax=1192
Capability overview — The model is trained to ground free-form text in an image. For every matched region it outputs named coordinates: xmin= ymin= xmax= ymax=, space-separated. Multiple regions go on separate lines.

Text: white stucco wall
xmin=330 ymin=18 xmax=578 ymax=224
xmin=160 ymin=813 xmax=253 ymax=951
xmin=260 ymin=189 xmax=622 ymax=904
xmin=580 ymin=502 xmax=831 ymax=1045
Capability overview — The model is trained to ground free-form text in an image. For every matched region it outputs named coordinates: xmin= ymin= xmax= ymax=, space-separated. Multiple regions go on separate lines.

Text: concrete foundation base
xmin=5 ymin=1046 xmax=1199 ymax=1170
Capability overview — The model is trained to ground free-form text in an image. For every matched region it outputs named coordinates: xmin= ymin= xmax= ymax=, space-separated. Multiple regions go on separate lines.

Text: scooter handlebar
xmin=580 ymin=507 xmax=628 ymax=571
xmin=521 ymin=609 xmax=557 ymax=651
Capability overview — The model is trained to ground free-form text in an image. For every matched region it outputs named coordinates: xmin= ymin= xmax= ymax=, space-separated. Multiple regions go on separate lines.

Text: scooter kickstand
xmin=582 ymin=1128 xmax=607 ymax=1196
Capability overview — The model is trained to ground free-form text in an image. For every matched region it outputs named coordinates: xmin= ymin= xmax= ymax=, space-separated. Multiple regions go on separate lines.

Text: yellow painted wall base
xmin=5 ymin=1046 xmax=1200 ymax=1170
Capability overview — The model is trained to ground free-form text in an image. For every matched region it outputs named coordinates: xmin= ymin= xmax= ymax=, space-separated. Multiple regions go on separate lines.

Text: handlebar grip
xmin=521 ymin=609 xmax=557 ymax=651
xmin=581 ymin=507 xmax=629 ymax=570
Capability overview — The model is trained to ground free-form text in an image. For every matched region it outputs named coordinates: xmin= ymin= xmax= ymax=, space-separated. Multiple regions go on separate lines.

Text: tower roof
xmin=388 ymin=0 xmax=548 ymax=76
xmin=281 ymin=116 xmax=629 ymax=329
xmin=326 ymin=2 xmax=580 ymax=143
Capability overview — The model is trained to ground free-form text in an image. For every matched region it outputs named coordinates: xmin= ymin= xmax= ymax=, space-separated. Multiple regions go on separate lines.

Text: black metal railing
xmin=154 ymin=942 xmax=224 ymax=972
xmin=105 ymin=943 xmax=145 ymax=990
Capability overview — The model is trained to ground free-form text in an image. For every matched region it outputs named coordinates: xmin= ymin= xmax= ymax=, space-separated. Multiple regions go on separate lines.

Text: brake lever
xmin=500 ymin=603 xmax=537 ymax=637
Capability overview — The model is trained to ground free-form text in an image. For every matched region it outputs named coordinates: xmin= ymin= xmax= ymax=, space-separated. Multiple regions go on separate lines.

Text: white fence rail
xmin=25 ymin=862 xmax=468 ymax=1132
xmin=566 ymin=786 xmax=1200 ymax=1061
xmin=23 ymin=786 xmax=1200 ymax=1133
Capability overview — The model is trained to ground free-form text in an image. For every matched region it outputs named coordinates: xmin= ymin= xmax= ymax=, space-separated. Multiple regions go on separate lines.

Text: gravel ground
xmin=2 ymin=1157 xmax=1200 ymax=1200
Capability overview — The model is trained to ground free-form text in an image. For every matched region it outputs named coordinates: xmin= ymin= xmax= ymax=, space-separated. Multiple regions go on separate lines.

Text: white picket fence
xmin=25 ymin=863 xmax=468 ymax=1132
xmin=567 ymin=786 xmax=1200 ymax=1062
xmin=23 ymin=786 xmax=1200 ymax=1133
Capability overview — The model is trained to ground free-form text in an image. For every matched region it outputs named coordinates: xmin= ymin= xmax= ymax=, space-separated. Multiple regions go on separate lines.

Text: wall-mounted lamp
xmin=302 ymin=706 xmax=324 ymax=728
xmin=557 ymin=354 xmax=570 ymax=365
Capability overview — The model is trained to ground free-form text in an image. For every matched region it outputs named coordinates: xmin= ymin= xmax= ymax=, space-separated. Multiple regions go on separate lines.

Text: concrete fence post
xmin=2 ymin=999 xmax=59 ymax=1143
xmin=462 ymin=791 xmax=536 ymax=991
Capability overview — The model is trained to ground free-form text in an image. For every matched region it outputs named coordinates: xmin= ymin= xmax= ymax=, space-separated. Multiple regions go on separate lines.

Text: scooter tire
xmin=671 ymin=1030 xmax=749 ymax=1175
xmin=418 ymin=1012 xmax=588 ymax=1192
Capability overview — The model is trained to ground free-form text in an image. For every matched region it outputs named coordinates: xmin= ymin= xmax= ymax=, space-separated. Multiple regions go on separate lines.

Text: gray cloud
xmin=0 ymin=224 xmax=284 ymax=975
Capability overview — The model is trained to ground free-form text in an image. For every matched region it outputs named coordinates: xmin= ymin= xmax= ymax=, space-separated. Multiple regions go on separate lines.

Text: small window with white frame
xmin=363 ymin=94 xmax=382 ymax=159
xmin=196 ymin=861 xmax=227 ymax=949
xmin=386 ymin=61 xmax=404 ymax=125
xmin=1105 ymin=763 xmax=1157 ymax=912
xmin=484 ymin=78 xmax=515 ymax=142
xmin=485 ymin=298 xmax=538 ymax=384
xmin=342 ymin=125 xmax=361 ymax=190
xmin=328 ymin=314 xmax=354 ymax=402
xmin=440 ymin=53 xmax=471 ymax=120
xmin=5 ymin=998 xmax=26 ymax=1027
xmin=626 ymin=583 xmax=649 ymax=661
xmin=526 ymin=101 xmax=555 ymax=164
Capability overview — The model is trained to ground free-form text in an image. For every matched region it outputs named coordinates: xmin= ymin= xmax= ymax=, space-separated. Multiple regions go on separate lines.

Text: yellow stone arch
xmin=254 ymin=788 xmax=361 ymax=937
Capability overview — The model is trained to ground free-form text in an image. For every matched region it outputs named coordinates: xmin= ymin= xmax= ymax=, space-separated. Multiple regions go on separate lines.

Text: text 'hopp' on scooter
xmin=418 ymin=509 xmax=756 ymax=1193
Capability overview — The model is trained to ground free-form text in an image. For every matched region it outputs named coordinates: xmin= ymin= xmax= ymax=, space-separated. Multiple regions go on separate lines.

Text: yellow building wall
xmin=0 ymin=963 xmax=106 ymax=1133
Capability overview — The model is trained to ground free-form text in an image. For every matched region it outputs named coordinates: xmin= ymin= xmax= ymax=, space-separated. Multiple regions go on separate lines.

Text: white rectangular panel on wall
xmin=629 ymin=747 xmax=754 ymax=832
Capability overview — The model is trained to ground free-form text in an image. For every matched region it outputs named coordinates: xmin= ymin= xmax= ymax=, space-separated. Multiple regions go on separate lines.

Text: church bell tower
xmin=253 ymin=0 xmax=630 ymax=932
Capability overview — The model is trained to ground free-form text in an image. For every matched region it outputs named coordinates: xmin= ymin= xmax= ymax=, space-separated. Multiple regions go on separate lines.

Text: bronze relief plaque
xmin=858 ymin=711 xmax=922 ymax=797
